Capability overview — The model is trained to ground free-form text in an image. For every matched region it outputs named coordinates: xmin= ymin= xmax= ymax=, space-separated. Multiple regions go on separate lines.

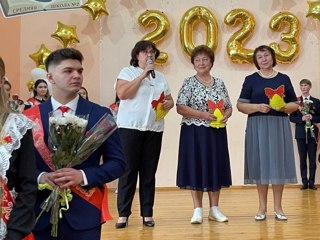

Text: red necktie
xmin=59 ymin=106 xmax=69 ymax=116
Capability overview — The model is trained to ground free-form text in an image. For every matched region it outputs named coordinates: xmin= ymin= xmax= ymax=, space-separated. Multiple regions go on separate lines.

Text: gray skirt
xmin=244 ymin=115 xmax=297 ymax=184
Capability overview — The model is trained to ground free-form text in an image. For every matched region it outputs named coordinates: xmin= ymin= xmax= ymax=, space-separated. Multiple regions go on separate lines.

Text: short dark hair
xmin=253 ymin=45 xmax=277 ymax=70
xmin=33 ymin=79 xmax=49 ymax=97
xmin=130 ymin=40 xmax=160 ymax=67
xmin=300 ymin=79 xmax=312 ymax=86
xmin=191 ymin=45 xmax=215 ymax=67
xmin=45 ymin=48 xmax=84 ymax=71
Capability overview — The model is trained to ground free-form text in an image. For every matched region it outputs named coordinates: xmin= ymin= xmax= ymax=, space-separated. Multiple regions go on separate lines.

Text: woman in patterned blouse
xmin=176 ymin=45 xmax=232 ymax=224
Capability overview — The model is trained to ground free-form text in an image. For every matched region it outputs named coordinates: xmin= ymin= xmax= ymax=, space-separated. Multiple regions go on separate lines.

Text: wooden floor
xmin=101 ymin=186 xmax=319 ymax=240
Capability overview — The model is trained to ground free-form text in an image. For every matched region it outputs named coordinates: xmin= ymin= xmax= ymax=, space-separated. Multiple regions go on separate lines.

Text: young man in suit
xmin=290 ymin=79 xmax=320 ymax=190
xmin=24 ymin=48 xmax=125 ymax=239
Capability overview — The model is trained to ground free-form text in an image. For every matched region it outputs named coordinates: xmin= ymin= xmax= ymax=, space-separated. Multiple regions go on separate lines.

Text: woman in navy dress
xmin=176 ymin=45 xmax=232 ymax=224
xmin=237 ymin=45 xmax=298 ymax=221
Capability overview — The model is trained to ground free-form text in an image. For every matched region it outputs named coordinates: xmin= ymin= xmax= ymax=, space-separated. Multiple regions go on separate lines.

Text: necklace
xmin=258 ymin=70 xmax=276 ymax=79
xmin=196 ymin=75 xmax=213 ymax=85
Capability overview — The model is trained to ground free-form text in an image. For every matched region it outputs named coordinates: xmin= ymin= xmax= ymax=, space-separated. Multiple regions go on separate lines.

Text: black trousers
xmin=296 ymin=138 xmax=317 ymax=185
xmin=117 ymin=128 xmax=163 ymax=217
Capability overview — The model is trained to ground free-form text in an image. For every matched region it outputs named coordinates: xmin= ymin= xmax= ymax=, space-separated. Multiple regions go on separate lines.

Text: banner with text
xmin=0 ymin=0 xmax=84 ymax=17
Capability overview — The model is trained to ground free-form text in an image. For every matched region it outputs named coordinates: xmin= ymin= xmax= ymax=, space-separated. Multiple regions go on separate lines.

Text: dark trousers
xmin=33 ymin=219 xmax=101 ymax=240
xmin=296 ymin=138 xmax=317 ymax=185
xmin=117 ymin=128 xmax=163 ymax=217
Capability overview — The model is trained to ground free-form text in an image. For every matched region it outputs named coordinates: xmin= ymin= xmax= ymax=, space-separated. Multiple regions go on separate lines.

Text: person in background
xmin=290 ymin=79 xmax=320 ymax=190
xmin=2 ymin=74 xmax=26 ymax=113
xmin=27 ymin=79 xmax=50 ymax=106
xmin=176 ymin=45 xmax=232 ymax=224
xmin=24 ymin=48 xmax=125 ymax=239
xmin=0 ymin=56 xmax=37 ymax=240
xmin=109 ymin=95 xmax=120 ymax=194
xmin=109 ymin=95 xmax=120 ymax=121
xmin=237 ymin=45 xmax=298 ymax=221
xmin=78 ymin=86 xmax=89 ymax=100
xmin=115 ymin=40 xmax=174 ymax=228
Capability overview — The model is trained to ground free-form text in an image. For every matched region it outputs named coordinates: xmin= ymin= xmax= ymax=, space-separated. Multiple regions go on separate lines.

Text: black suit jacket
xmin=25 ymin=96 xmax=126 ymax=231
xmin=289 ymin=96 xmax=320 ymax=139
xmin=6 ymin=129 xmax=37 ymax=240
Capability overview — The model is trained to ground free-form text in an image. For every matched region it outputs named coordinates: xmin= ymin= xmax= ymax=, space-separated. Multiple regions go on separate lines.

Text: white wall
xmin=101 ymin=0 xmax=320 ymax=187
xmin=16 ymin=0 xmax=320 ymax=187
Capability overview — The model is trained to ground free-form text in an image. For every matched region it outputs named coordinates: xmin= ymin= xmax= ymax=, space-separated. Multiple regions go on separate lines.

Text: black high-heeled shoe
xmin=115 ymin=217 xmax=128 ymax=229
xmin=142 ymin=217 xmax=155 ymax=227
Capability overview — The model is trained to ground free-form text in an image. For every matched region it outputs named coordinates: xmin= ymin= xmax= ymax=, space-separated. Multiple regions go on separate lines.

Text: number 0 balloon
xmin=180 ymin=6 xmax=218 ymax=57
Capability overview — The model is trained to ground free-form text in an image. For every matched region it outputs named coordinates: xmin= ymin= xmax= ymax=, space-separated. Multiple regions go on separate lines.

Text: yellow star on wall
xmin=29 ymin=44 xmax=52 ymax=68
xmin=51 ymin=21 xmax=80 ymax=48
xmin=81 ymin=0 xmax=109 ymax=21
xmin=306 ymin=1 xmax=320 ymax=20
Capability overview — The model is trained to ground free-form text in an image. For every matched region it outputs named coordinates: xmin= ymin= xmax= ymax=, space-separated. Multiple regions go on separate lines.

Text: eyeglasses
xmin=141 ymin=50 xmax=156 ymax=55
xmin=194 ymin=57 xmax=210 ymax=63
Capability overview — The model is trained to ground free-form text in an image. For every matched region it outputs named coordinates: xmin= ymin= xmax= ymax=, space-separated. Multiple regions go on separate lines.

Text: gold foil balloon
xmin=306 ymin=1 xmax=320 ymax=20
xmin=224 ymin=9 xmax=255 ymax=64
xmin=51 ymin=21 xmax=80 ymax=48
xmin=81 ymin=0 xmax=108 ymax=21
xmin=269 ymin=12 xmax=300 ymax=64
xmin=27 ymin=79 xmax=35 ymax=92
xmin=138 ymin=10 xmax=170 ymax=64
xmin=29 ymin=44 xmax=52 ymax=69
xmin=180 ymin=6 xmax=218 ymax=57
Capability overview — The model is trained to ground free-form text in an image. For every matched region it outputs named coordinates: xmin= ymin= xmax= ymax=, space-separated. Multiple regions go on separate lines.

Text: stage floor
xmin=102 ymin=186 xmax=319 ymax=240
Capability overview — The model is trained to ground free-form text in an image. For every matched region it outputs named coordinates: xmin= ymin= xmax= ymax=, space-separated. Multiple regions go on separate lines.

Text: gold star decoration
xmin=306 ymin=1 xmax=320 ymax=20
xmin=51 ymin=21 xmax=80 ymax=48
xmin=29 ymin=44 xmax=52 ymax=68
xmin=81 ymin=0 xmax=109 ymax=21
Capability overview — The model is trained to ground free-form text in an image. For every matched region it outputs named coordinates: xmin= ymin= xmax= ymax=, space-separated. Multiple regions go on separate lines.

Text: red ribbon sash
xmin=24 ymin=106 xmax=111 ymax=222
xmin=1 ymin=177 xmax=13 ymax=225
xmin=0 ymin=177 xmax=34 ymax=239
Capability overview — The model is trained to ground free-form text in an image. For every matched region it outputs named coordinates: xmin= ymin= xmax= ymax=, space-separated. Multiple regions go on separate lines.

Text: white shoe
xmin=209 ymin=206 xmax=228 ymax=222
xmin=190 ymin=208 xmax=203 ymax=224
xmin=255 ymin=213 xmax=266 ymax=221
xmin=274 ymin=212 xmax=287 ymax=221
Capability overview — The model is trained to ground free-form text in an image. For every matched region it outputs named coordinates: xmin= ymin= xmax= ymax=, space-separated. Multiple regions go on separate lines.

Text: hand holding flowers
xmin=299 ymin=98 xmax=317 ymax=142
xmin=37 ymin=110 xmax=117 ymax=237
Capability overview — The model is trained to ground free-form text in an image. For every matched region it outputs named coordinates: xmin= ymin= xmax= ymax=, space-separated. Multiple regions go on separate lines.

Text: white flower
xmin=49 ymin=117 xmax=57 ymax=124
xmin=303 ymin=99 xmax=313 ymax=104
xmin=77 ymin=118 xmax=88 ymax=128
xmin=56 ymin=117 xmax=67 ymax=126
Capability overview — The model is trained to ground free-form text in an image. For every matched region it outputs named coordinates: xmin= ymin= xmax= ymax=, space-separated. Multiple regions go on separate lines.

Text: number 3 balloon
xmin=269 ymin=12 xmax=300 ymax=64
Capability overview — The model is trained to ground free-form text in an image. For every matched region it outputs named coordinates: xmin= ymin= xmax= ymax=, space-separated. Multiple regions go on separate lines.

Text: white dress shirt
xmin=38 ymin=95 xmax=88 ymax=186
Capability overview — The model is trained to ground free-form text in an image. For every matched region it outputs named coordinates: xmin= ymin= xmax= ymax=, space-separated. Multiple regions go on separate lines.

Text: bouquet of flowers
xmin=37 ymin=110 xmax=117 ymax=237
xmin=299 ymin=97 xmax=317 ymax=142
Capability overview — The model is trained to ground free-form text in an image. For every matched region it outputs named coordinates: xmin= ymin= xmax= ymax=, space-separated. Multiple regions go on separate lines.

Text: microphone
xmin=147 ymin=58 xmax=155 ymax=78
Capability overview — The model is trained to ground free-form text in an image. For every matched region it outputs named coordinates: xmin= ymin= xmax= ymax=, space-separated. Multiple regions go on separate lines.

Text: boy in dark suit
xmin=290 ymin=79 xmax=320 ymax=190
xmin=25 ymin=48 xmax=125 ymax=239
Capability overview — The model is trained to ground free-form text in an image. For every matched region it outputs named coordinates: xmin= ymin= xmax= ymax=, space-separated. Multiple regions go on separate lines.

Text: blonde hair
xmin=0 ymin=57 xmax=11 ymax=130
